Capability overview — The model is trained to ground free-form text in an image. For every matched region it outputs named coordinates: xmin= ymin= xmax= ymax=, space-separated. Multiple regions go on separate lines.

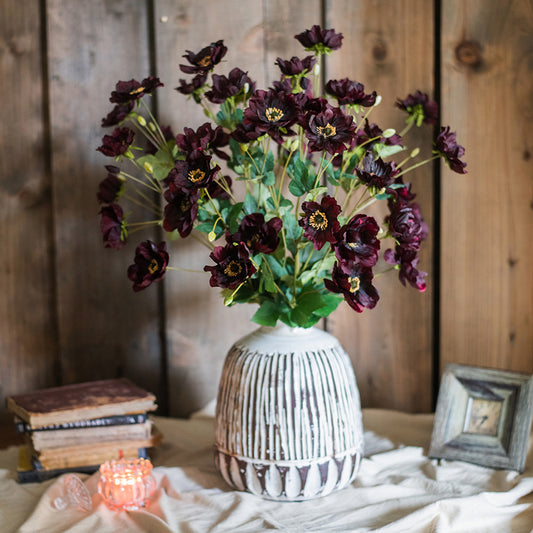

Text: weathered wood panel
xmin=0 ymin=0 xmax=57 ymax=422
xmin=440 ymin=0 xmax=533 ymax=373
xmin=326 ymin=0 xmax=435 ymax=412
xmin=46 ymin=1 xmax=163 ymax=400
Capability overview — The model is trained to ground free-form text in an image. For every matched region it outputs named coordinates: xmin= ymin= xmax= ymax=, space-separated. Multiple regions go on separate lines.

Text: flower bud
xmin=313 ymin=63 xmax=320 ymax=76
xmin=382 ymin=128 xmax=396 ymax=138
xmin=410 ymin=147 xmax=420 ymax=158
xmin=149 ymin=122 xmax=157 ymax=132
xmin=137 ymin=115 xmax=147 ymax=127
xmin=143 ymin=162 xmax=154 ymax=174
xmin=243 ymin=82 xmax=250 ymax=94
xmin=290 ymin=138 xmax=299 ymax=152
xmin=374 ymin=95 xmax=382 ymax=107
xmin=208 ymin=231 xmax=216 ymax=242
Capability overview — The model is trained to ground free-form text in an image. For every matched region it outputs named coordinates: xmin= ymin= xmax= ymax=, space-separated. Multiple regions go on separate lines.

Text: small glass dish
xmin=97 ymin=457 xmax=156 ymax=511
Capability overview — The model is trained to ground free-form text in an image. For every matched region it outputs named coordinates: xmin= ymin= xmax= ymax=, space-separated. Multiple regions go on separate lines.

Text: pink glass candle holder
xmin=98 ymin=457 xmax=156 ymax=511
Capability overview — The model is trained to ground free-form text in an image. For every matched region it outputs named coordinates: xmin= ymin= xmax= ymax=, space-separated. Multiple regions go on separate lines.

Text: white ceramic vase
xmin=214 ymin=324 xmax=364 ymax=501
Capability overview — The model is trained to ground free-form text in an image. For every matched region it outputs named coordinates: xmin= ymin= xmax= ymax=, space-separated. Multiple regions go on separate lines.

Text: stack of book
xmin=6 ymin=378 xmax=160 ymax=482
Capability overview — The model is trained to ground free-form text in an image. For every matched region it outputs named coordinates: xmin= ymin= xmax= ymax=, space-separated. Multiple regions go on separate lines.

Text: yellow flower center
xmin=347 ymin=242 xmax=360 ymax=249
xmin=348 ymin=276 xmax=360 ymax=293
xmin=148 ymin=258 xmax=159 ymax=275
xmin=188 ymin=169 xmax=206 ymax=183
xmin=316 ymin=123 xmax=337 ymax=138
xmin=198 ymin=56 xmax=211 ymax=67
xmin=224 ymin=260 xmax=242 ymax=277
xmin=129 ymin=86 xmax=145 ymax=95
xmin=309 ymin=210 xmax=328 ymax=230
xmin=265 ymin=107 xmax=284 ymax=122
xmin=179 ymin=198 xmax=191 ymax=212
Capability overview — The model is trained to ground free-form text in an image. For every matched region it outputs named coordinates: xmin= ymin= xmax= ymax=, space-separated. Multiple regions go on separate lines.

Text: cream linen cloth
xmin=0 ymin=405 xmax=532 ymax=533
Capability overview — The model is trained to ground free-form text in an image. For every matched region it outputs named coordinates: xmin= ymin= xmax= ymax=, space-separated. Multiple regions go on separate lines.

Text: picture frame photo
xmin=429 ymin=364 xmax=533 ymax=472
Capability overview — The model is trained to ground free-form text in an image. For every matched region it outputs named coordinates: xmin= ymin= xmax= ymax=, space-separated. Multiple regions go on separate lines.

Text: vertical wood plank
xmin=326 ymin=0 xmax=435 ymax=412
xmin=47 ymin=1 xmax=163 ymax=399
xmin=0 ymin=0 xmax=57 ymax=420
xmin=440 ymin=0 xmax=533 ymax=373
xmin=154 ymin=0 xmax=321 ymax=416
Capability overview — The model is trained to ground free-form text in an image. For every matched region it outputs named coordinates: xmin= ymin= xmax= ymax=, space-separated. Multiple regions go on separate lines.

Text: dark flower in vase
xmin=396 ymin=90 xmax=438 ymax=126
xmin=163 ymin=187 xmax=200 ymax=238
xmin=334 ymin=214 xmax=381 ymax=269
xmin=228 ymin=214 xmax=282 ymax=254
xmin=127 ymin=240 xmax=169 ymax=292
xmin=176 ymin=123 xmax=230 ymax=160
xmin=101 ymin=102 xmax=134 ymax=128
xmin=243 ymin=89 xmax=300 ymax=143
xmin=175 ymin=73 xmax=208 ymax=98
xmin=100 ymin=203 xmax=127 ymax=249
xmin=356 ymin=152 xmax=400 ymax=189
xmin=325 ymin=78 xmax=377 ymax=107
xmin=384 ymin=246 xmax=427 ymax=292
xmin=275 ymin=56 xmax=316 ymax=76
xmin=97 ymin=172 xmax=124 ymax=204
xmin=385 ymin=177 xmax=417 ymax=203
xmin=97 ymin=127 xmax=135 ymax=158
xmin=165 ymin=153 xmax=220 ymax=191
xmin=325 ymin=262 xmax=379 ymax=313
xmin=180 ymin=40 xmax=227 ymax=74
xmin=299 ymin=195 xmax=341 ymax=250
xmin=434 ymin=126 xmax=467 ymax=174
xmin=295 ymin=25 xmax=344 ymax=53
xmin=231 ymin=121 xmax=264 ymax=143
xmin=204 ymin=242 xmax=257 ymax=289
xmin=304 ymin=105 xmax=355 ymax=155
xmin=205 ymin=68 xmax=255 ymax=104
xmin=109 ymin=77 xmax=164 ymax=104
xmin=387 ymin=201 xmax=428 ymax=251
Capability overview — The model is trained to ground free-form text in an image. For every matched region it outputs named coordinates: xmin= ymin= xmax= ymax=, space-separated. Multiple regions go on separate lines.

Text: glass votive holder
xmin=98 ymin=457 xmax=156 ymax=511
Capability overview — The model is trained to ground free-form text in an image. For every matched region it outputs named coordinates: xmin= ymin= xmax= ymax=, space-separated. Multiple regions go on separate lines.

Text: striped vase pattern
xmin=214 ymin=324 xmax=364 ymax=501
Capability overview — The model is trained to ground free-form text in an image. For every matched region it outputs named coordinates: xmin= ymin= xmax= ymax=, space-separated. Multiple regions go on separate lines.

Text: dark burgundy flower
xmin=325 ymin=78 xmax=377 ymax=107
xmin=97 ymin=127 xmax=135 ymax=158
xmin=100 ymin=203 xmax=126 ymax=249
xmin=243 ymin=90 xmax=299 ymax=143
xmin=304 ymin=105 xmax=355 ymax=155
xmin=175 ymin=73 xmax=208 ymax=99
xmin=356 ymin=152 xmax=400 ymax=189
xmin=206 ymin=176 xmax=232 ymax=200
xmin=231 ymin=121 xmax=264 ymax=143
xmin=165 ymin=153 xmax=220 ymax=191
xmin=176 ymin=123 xmax=230 ymax=160
xmin=325 ymin=262 xmax=379 ymax=313
xmin=205 ymin=68 xmax=255 ymax=104
xmin=101 ymin=102 xmax=134 ymax=127
xmin=385 ymin=177 xmax=417 ymax=203
xmin=299 ymin=195 xmax=341 ymax=250
xmin=127 ymin=240 xmax=169 ymax=292
xmin=97 ymin=172 xmax=124 ymax=204
xmin=228 ymin=214 xmax=282 ymax=254
xmin=109 ymin=77 xmax=163 ymax=104
xmin=354 ymin=120 xmax=403 ymax=150
xmin=396 ymin=90 xmax=438 ymax=126
xmin=275 ymin=56 xmax=316 ymax=76
xmin=434 ymin=126 xmax=467 ymax=174
xmin=204 ymin=242 xmax=257 ymax=289
xmin=384 ymin=246 xmax=427 ymax=292
xmin=180 ymin=40 xmax=227 ymax=74
xmin=163 ymin=187 xmax=199 ymax=238
xmin=295 ymin=25 xmax=343 ymax=53
xmin=334 ymin=215 xmax=380 ymax=269
xmin=387 ymin=201 xmax=428 ymax=251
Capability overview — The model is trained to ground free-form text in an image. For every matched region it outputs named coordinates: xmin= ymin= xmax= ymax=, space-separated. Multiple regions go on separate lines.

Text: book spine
xmin=15 ymin=413 xmax=148 ymax=433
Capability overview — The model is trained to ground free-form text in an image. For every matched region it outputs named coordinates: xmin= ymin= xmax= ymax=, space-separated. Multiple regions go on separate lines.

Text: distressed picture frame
xmin=429 ymin=364 xmax=533 ymax=472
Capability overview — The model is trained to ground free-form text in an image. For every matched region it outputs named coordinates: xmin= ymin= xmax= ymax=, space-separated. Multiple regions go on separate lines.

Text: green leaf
xmin=312 ymin=293 xmax=343 ymax=317
xmin=262 ymin=170 xmax=276 ymax=186
xmin=373 ymin=143 xmax=404 ymax=159
xmin=227 ymin=202 xmax=244 ymax=233
xmin=264 ymin=151 xmax=275 ymax=173
xmin=137 ymin=148 xmax=175 ymax=181
xmin=264 ymin=254 xmax=287 ymax=278
xmin=243 ymin=193 xmax=257 ymax=215
xmin=304 ymin=187 xmax=329 ymax=203
xmin=288 ymin=179 xmax=306 ymax=197
xmin=251 ymin=300 xmax=280 ymax=327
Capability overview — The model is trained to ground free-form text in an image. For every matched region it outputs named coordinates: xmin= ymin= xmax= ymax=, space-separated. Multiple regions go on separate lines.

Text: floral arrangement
xmin=97 ymin=25 xmax=466 ymax=329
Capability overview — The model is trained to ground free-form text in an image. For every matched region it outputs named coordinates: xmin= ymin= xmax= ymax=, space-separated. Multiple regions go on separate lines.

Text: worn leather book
xmin=29 ymin=420 xmax=153 ymax=450
xmin=6 ymin=378 xmax=157 ymax=428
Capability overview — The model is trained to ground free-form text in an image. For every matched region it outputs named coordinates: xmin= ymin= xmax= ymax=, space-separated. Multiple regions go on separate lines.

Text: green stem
xmin=120 ymin=170 xmax=161 ymax=193
xmin=277 ymin=149 xmax=294 ymax=205
xmin=122 ymin=194 xmax=160 ymax=216
xmin=394 ymin=155 xmax=440 ymax=179
xmin=166 ymin=266 xmax=205 ymax=274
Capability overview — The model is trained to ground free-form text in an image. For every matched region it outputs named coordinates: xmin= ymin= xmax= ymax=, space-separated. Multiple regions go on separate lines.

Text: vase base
xmin=214 ymin=447 xmax=362 ymax=501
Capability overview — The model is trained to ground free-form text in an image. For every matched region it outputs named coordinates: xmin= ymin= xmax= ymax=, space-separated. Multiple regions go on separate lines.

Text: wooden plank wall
xmin=0 ymin=0 xmax=531 ymax=421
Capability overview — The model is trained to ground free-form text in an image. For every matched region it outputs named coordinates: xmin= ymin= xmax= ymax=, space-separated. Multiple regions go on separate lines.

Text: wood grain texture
xmin=46 ymin=1 xmax=163 ymax=398
xmin=154 ymin=0 xmax=321 ymax=416
xmin=0 ymin=0 xmax=57 ymax=422
xmin=440 ymin=0 xmax=533 ymax=373
xmin=325 ymin=0 xmax=435 ymax=412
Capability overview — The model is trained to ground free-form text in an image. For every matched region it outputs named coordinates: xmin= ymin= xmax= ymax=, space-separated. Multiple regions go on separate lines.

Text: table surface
xmin=1 ymin=404 xmax=532 ymax=533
